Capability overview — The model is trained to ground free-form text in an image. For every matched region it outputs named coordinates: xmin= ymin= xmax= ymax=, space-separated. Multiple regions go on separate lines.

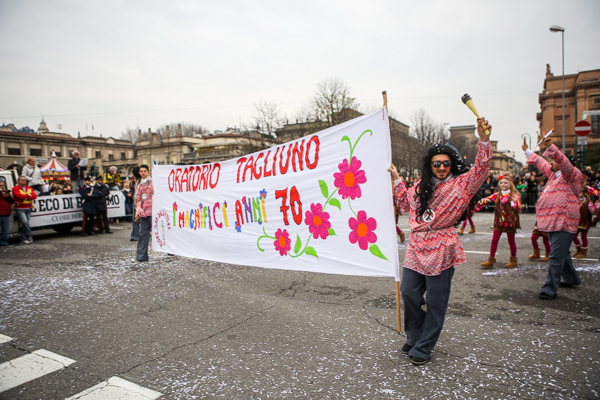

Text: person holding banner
xmin=134 ymin=164 xmax=153 ymax=262
xmin=389 ymin=117 xmax=492 ymax=365
xmin=130 ymin=166 xmax=141 ymax=241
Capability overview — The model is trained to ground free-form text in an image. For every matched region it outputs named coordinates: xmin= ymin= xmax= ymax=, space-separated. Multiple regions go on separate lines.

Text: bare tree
xmin=253 ymin=100 xmax=284 ymax=137
xmin=238 ymin=101 xmax=284 ymax=155
xmin=310 ymin=78 xmax=359 ymax=126
xmin=156 ymin=123 xmax=210 ymax=138
xmin=451 ymin=135 xmax=478 ymax=166
xmin=410 ymin=109 xmax=448 ymax=151
xmin=120 ymin=126 xmax=141 ymax=145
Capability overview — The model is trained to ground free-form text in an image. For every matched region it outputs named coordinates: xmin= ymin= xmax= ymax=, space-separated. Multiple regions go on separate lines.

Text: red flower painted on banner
xmin=258 ymin=128 xmax=387 ymax=261
xmin=305 ymin=203 xmax=331 ymax=240
xmin=348 ymin=210 xmax=377 ymax=250
xmin=274 ymin=228 xmax=291 ymax=256
xmin=334 ymin=157 xmax=366 ymax=200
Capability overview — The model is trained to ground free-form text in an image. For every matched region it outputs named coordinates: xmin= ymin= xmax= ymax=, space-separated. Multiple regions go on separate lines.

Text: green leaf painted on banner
xmin=341 ymin=135 xmax=351 ymax=146
xmin=329 ymin=198 xmax=341 ymax=211
xmin=305 ymin=246 xmax=318 ymax=258
xmin=294 ymin=234 xmax=302 ymax=254
xmin=327 ymin=228 xmax=337 ymax=236
xmin=318 ymin=180 xmax=328 ymax=199
xmin=369 ymin=244 xmax=389 ymax=261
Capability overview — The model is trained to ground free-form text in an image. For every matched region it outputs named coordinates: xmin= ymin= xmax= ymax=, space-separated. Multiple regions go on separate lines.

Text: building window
xmin=108 ymin=154 xmax=114 ymax=161
xmin=8 ymin=148 xmax=20 ymax=155
xmin=30 ymin=148 xmax=42 ymax=156
xmin=54 ymin=151 xmax=61 ymax=157
xmin=95 ymin=151 xmax=102 ymax=158
xmin=491 ymin=162 xmax=495 ymax=167
xmin=593 ymin=115 xmax=600 ymax=135
xmin=121 ymin=152 xmax=126 ymax=160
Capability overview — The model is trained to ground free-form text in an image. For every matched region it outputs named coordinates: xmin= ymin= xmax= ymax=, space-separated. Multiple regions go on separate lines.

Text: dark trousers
xmin=401 ymin=267 xmax=455 ymax=359
xmin=527 ymin=192 xmax=537 ymax=212
xmin=136 ymin=216 xmax=152 ymax=261
xmin=82 ymin=213 xmax=96 ymax=235
xmin=125 ymin=202 xmax=133 ymax=222
xmin=96 ymin=209 xmax=110 ymax=233
xmin=131 ymin=219 xmax=140 ymax=240
xmin=542 ymin=231 xmax=582 ymax=297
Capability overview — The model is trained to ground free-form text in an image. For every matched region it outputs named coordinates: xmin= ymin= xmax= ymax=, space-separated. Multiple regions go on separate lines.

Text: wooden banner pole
xmin=396 ymin=281 xmax=401 ymax=333
xmin=383 ymin=91 xmax=402 ymax=334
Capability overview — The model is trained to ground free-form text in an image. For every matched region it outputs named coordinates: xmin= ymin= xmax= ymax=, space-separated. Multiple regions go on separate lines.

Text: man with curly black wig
xmin=389 ymin=117 xmax=492 ymax=365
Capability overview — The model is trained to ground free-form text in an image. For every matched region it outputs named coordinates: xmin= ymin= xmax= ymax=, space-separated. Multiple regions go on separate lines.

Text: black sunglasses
xmin=431 ymin=160 xmax=451 ymax=168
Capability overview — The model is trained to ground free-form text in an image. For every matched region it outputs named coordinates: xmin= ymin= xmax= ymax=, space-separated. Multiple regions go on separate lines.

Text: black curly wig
xmin=415 ymin=143 xmax=481 ymax=226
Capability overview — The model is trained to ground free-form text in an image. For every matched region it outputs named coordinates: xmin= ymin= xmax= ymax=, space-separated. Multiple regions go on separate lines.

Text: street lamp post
xmin=550 ymin=25 xmax=565 ymax=153
xmin=521 ymin=133 xmax=531 ymax=150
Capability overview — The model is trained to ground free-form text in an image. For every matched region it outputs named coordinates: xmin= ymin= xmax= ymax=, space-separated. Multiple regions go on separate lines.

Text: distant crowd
xmin=402 ymin=165 xmax=600 ymax=213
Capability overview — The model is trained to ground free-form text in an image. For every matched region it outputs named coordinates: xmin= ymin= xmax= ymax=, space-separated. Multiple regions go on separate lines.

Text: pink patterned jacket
xmin=527 ymin=144 xmax=584 ymax=234
xmin=394 ymin=140 xmax=492 ymax=276
xmin=136 ymin=178 xmax=153 ymax=218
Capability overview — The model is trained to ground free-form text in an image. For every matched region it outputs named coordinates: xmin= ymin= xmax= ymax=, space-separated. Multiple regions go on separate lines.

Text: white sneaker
xmin=21 ymin=240 xmax=31 ymax=245
xmin=28 ymin=237 xmax=33 ymax=243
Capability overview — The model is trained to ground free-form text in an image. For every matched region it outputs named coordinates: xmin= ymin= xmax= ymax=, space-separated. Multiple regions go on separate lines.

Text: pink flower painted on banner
xmin=333 ymin=157 xmax=367 ymax=200
xmin=348 ymin=210 xmax=377 ymax=250
xmin=274 ymin=228 xmax=291 ymax=256
xmin=305 ymin=203 xmax=331 ymax=240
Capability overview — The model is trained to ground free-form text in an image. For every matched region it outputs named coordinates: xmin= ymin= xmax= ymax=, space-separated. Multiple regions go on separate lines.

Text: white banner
xmin=152 ymin=109 xmax=400 ymax=279
xmin=30 ymin=192 xmax=126 ymax=227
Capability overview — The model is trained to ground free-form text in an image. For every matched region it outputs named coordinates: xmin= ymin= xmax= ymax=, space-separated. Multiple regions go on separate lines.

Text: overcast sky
xmin=1 ymin=0 xmax=599 ymax=162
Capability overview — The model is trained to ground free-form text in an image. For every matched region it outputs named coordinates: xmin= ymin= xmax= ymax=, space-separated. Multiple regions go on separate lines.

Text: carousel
xmin=40 ymin=151 xmax=70 ymax=182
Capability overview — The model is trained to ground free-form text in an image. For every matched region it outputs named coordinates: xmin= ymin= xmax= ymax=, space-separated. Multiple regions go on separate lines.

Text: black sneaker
xmin=106 ymin=231 xmax=114 ymax=234
xmin=401 ymin=343 xmax=413 ymax=354
xmin=410 ymin=356 xmax=430 ymax=365
xmin=82 ymin=233 xmax=89 ymax=237
xmin=539 ymin=292 xmax=556 ymax=300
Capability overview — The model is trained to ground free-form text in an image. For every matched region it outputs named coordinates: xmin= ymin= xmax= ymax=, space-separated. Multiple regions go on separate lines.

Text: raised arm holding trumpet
xmin=461 ymin=94 xmax=490 ymax=135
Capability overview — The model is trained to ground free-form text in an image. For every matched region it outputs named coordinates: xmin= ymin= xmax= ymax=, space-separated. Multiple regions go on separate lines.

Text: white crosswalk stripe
xmin=0 ymin=333 xmax=162 ymax=398
xmin=66 ymin=376 xmax=163 ymax=399
xmin=0 ymin=349 xmax=75 ymax=393
xmin=0 ymin=334 xmax=12 ymax=345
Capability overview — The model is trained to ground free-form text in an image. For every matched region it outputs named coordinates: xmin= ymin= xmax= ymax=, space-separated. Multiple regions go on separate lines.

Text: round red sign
xmin=574 ymin=120 xmax=592 ymax=137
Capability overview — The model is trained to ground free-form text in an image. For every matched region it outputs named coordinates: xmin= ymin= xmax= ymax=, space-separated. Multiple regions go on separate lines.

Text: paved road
xmin=0 ymin=213 xmax=598 ymax=399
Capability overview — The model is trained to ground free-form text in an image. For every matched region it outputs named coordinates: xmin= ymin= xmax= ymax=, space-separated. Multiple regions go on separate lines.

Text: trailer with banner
xmin=0 ymin=169 xmax=126 ymax=236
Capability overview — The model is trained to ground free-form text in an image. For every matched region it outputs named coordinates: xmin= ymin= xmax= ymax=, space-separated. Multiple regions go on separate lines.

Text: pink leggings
xmin=573 ymin=229 xmax=588 ymax=247
xmin=531 ymin=233 xmax=551 ymax=253
xmin=461 ymin=217 xmax=474 ymax=229
xmin=490 ymin=230 xmax=517 ymax=258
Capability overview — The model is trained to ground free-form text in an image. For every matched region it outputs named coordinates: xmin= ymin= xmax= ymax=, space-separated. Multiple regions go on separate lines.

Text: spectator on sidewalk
xmin=527 ymin=172 xmax=538 ymax=213
xmin=93 ymin=176 xmax=113 ymax=234
xmin=79 ymin=176 xmax=98 ymax=237
xmin=63 ymin=182 xmax=74 ymax=194
xmin=12 ymin=176 xmax=37 ymax=245
xmin=123 ymin=181 xmax=134 ymax=222
xmin=67 ymin=150 xmax=87 ymax=190
xmin=103 ymin=166 xmax=122 ymax=191
xmin=0 ymin=180 xmax=14 ymax=247
xmin=21 ymin=157 xmax=44 ymax=194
